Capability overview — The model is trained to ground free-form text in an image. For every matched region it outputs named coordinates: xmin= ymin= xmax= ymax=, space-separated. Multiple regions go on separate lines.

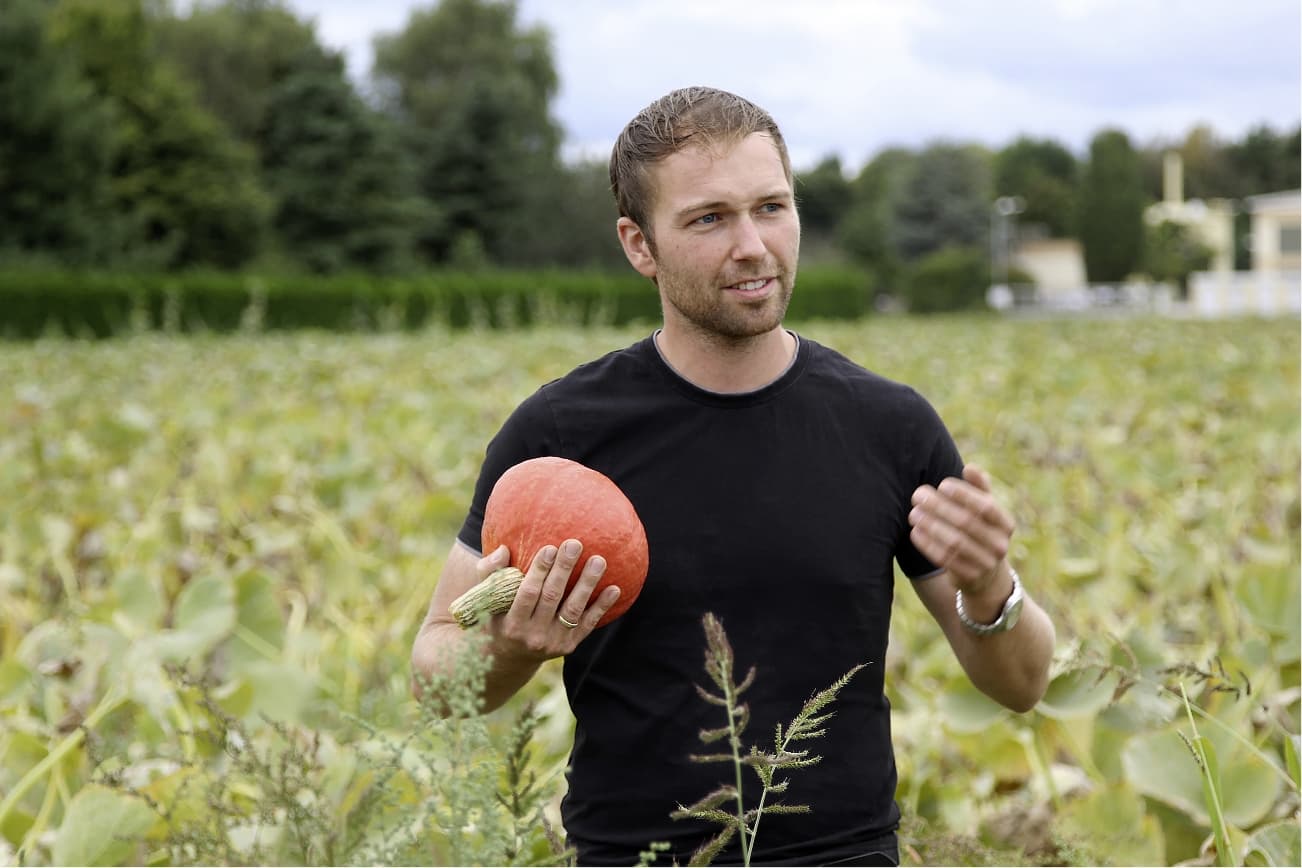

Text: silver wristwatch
xmin=955 ymin=568 xmax=1024 ymax=636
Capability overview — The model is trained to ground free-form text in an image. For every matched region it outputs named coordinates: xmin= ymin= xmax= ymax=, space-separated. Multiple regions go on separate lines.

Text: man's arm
xmin=907 ymin=464 xmax=1056 ymax=713
xmin=411 ymin=538 xmax=621 ymax=715
xmin=909 ymin=563 xmax=1055 ymax=712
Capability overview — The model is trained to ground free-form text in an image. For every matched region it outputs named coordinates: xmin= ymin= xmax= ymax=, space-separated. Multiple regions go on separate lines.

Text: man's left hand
xmin=909 ymin=464 xmax=1016 ymax=597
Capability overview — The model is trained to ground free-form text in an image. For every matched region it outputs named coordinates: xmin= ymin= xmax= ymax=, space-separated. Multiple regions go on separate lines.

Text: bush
xmin=0 ymin=265 xmax=877 ymax=339
xmin=900 ymin=246 xmax=991 ymax=314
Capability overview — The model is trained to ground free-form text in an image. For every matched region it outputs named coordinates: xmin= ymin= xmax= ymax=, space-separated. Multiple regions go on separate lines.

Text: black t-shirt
xmin=457 ymin=332 xmax=964 ymax=866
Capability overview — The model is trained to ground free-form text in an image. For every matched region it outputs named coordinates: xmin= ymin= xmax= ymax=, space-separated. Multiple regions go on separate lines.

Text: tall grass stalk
xmin=671 ymin=613 xmax=865 ymax=867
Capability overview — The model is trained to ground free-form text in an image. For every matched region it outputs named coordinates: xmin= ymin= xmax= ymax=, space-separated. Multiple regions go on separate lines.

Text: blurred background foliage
xmin=1 ymin=0 xmax=1298 ymax=314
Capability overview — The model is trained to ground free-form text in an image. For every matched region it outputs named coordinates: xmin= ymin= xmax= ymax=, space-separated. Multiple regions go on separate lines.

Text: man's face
xmin=631 ymin=133 xmax=801 ymax=341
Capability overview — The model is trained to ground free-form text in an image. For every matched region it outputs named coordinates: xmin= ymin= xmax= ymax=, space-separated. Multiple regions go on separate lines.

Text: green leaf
xmin=939 ymin=679 xmax=1006 ymax=733
xmin=111 ymin=570 xmax=165 ymax=633
xmin=154 ymin=573 xmax=236 ymax=661
xmin=1243 ymin=819 xmax=1302 ymax=867
xmin=1057 ymin=783 xmax=1164 ymax=866
xmin=1122 ymin=728 xmax=1281 ymax=828
xmin=52 ymin=785 xmax=156 ymax=866
xmin=1037 ymin=666 xmax=1120 ymax=720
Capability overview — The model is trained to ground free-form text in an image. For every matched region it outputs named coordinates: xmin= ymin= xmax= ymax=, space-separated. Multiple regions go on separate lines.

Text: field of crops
xmin=1 ymin=314 xmax=1298 ymax=866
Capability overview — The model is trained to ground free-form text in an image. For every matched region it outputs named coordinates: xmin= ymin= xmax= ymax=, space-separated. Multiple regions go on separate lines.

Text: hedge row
xmin=0 ymin=266 xmax=877 ymax=339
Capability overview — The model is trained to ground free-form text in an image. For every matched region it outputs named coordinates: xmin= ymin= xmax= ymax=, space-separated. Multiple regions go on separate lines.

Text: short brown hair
xmin=609 ymin=87 xmax=793 ymax=242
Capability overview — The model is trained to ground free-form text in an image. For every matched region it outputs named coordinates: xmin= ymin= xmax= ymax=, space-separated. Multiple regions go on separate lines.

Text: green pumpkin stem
xmin=448 ymin=566 xmax=525 ymax=628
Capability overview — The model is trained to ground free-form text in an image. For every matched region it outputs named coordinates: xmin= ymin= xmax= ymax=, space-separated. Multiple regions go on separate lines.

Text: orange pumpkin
xmin=449 ymin=457 xmax=649 ymax=629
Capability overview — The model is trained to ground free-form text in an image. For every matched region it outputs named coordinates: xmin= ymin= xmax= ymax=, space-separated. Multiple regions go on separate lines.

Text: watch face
xmin=1001 ymin=595 xmax=1024 ymax=632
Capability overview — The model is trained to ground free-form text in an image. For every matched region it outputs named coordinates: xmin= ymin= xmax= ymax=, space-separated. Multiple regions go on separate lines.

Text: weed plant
xmin=671 ymin=613 xmax=865 ymax=867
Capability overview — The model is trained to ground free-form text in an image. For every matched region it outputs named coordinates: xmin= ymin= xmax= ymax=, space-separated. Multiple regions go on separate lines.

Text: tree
xmin=994 ymin=137 xmax=1078 ymax=237
xmin=156 ymin=0 xmax=330 ymax=148
xmin=795 ymin=156 xmax=853 ymax=237
xmin=837 ymin=148 xmax=917 ymax=289
xmin=1142 ymin=219 xmax=1212 ymax=293
xmin=893 ymin=142 xmax=993 ymax=262
xmin=1228 ymin=124 xmax=1302 ymax=196
xmin=0 ymin=0 xmax=120 ymax=263
xmin=50 ymin=0 xmax=270 ymax=269
xmin=372 ymin=0 xmax=563 ymax=264
xmin=259 ymin=63 xmax=433 ymax=273
xmin=1078 ymin=129 xmax=1145 ymax=283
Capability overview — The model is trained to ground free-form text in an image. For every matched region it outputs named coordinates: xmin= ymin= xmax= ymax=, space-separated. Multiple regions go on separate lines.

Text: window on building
xmin=1281 ymin=224 xmax=1301 ymax=254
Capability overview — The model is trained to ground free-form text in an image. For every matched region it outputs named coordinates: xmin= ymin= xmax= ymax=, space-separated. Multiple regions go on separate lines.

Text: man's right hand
xmin=485 ymin=538 xmax=621 ymax=661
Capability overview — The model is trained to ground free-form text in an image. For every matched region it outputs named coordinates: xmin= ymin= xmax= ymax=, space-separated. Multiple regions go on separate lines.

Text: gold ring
xmin=557 ymin=613 xmax=579 ymax=629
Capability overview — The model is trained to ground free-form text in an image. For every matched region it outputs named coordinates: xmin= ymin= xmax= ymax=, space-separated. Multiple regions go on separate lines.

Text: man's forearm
xmin=411 ymin=621 xmax=542 ymax=716
xmin=953 ymin=597 xmax=1055 ymax=713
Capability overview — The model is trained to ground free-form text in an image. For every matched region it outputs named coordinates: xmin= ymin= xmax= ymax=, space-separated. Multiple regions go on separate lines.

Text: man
xmin=412 ymin=86 xmax=1055 ymax=866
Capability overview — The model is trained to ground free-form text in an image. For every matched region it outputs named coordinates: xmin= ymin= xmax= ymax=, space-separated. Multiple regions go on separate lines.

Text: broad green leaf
xmin=938 ymin=679 xmax=1006 ymax=733
xmin=1122 ymin=728 xmax=1282 ymax=828
xmin=239 ymin=661 xmax=317 ymax=722
xmin=111 ymin=570 xmax=165 ymax=633
xmin=1037 ymin=667 xmax=1120 ymax=720
xmin=1286 ymin=734 xmax=1300 ymax=788
xmin=229 ymin=570 xmax=285 ymax=671
xmin=52 ymin=784 xmax=156 ymax=866
xmin=1057 ymin=783 xmax=1164 ymax=866
xmin=1243 ymin=819 xmax=1302 ymax=867
xmin=153 ymin=573 xmax=237 ymax=661
xmin=1237 ymin=564 xmax=1302 ymax=655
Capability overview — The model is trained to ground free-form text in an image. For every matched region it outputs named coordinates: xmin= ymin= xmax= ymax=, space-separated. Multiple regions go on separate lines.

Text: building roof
xmin=1246 ymin=190 xmax=1301 ymax=215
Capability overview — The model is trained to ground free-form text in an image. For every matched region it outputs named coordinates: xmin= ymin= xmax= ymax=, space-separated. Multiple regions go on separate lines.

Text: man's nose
xmin=730 ymin=215 xmax=767 ymax=260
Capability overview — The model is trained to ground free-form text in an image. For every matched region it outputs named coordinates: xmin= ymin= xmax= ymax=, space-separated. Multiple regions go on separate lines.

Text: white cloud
xmin=286 ymin=0 xmax=1301 ymax=170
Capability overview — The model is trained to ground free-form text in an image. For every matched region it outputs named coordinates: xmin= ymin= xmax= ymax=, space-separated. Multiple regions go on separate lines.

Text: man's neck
xmin=653 ymin=325 xmax=797 ymax=393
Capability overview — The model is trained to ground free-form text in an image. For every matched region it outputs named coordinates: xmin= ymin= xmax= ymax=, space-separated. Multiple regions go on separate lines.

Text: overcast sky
xmin=285 ymin=0 xmax=1300 ymax=172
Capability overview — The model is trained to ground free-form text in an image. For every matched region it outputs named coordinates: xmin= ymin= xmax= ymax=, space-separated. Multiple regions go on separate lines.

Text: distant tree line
xmin=2 ymin=0 xmax=1298 ymax=307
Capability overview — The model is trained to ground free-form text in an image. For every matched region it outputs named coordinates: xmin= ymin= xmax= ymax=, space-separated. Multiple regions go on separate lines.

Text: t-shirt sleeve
xmin=455 ymin=388 xmax=562 ymax=555
xmin=894 ymin=390 xmax=966 ymax=580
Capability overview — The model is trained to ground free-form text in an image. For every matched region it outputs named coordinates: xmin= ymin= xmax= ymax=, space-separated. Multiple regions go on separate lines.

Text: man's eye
xmin=760 ymin=202 xmax=782 ymax=214
xmin=695 ymin=213 xmax=719 ymax=225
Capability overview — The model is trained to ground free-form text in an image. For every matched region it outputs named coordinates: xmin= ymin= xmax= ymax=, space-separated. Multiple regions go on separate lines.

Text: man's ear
xmin=617 ymin=216 xmax=657 ymax=279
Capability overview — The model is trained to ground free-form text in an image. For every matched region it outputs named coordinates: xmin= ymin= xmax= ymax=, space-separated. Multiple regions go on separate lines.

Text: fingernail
xmin=589 ymin=555 xmax=606 ymax=575
xmin=562 ymin=540 xmax=581 ymax=558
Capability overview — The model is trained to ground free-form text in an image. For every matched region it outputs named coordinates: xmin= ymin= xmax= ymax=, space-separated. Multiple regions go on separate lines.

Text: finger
xmin=507 ymin=544 xmax=558 ymax=621
xmin=910 ymin=522 xmax=1002 ymax=581
xmin=577 ymin=583 xmax=622 ymax=632
xmin=963 ymin=463 xmax=992 ymax=493
xmin=910 ymin=492 xmax=1013 ymax=555
xmin=479 ymin=544 xmax=510 ymax=576
xmin=933 ymin=476 xmax=1016 ymax=536
xmin=535 ymin=538 xmax=583 ymax=618
xmin=555 ymin=554 xmax=607 ymax=627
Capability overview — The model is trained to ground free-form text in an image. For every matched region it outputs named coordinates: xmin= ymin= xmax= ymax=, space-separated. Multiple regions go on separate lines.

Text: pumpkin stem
xmin=448 ymin=567 xmax=525 ymax=628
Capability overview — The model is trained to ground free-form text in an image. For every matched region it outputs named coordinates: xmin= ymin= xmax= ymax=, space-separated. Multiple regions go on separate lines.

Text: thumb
xmin=487 ymin=544 xmax=511 ymax=568
xmin=963 ymin=463 xmax=992 ymax=492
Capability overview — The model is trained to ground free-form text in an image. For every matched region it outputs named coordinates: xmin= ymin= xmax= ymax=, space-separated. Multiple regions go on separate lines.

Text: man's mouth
xmin=726 ymin=277 xmax=772 ymax=293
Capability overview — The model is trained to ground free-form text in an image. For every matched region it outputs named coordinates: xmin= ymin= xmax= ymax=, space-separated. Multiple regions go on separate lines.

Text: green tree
xmin=156 ymin=0 xmax=330 ymax=148
xmin=50 ymin=0 xmax=270 ymax=269
xmin=1228 ymin=124 xmax=1302 ymax=196
xmin=893 ymin=143 xmax=993 ymax=262
xmin=796 ymin=155 xmax=853 ymax=236
xmin=837 ymin=148 xmax=917 ymax=291
xmin=0 ymin=0 xmax=120 ymax=263
xmin=1142 ymin=219 xmax=1213 ymax=293
xmin=372 ymin=0 xmax=563 ymax=264
xmin=1078 ymin=129 xmax=1145 ymax=283
xmin=994 ymin=137 xmax=1077 ymax=237
xmin=259 ymin=63 xmax=432 ymax=273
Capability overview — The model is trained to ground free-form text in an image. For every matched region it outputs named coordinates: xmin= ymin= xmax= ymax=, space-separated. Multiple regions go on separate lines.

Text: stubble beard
xmin=658 ymin=265 xmax=796 ymax=344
